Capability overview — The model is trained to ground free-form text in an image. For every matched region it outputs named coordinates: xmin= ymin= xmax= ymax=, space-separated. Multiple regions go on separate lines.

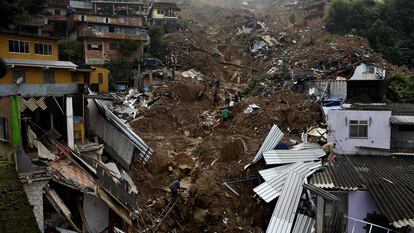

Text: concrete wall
xmin=305 ymin=80 xmax=347 ymax=100
xmin=347 ymin=191 xmax=380 ymax=233
xmin=0 ymin=67 xmax=74 ymax=85
xmin=350 ymin=64 xmax=386 ymax=80
xmin=391 ymin=126 xmax=414 ymax=149
xmin=327 ymin=110 xmax=392 ymax=154
xmin=23 ymin=180 xmax=49 ymax=233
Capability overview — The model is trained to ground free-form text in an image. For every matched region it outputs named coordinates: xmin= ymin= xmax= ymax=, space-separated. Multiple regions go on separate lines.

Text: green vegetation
xmin=118 ymin=39 xmax=141 ymax=57
xmin=326 ymin=0 xmax=414 ymax=67
xmin=323 ymin=35 xmax=332 ymax=44
xmin=385 ymin=72 xmax=414 ymax=103
xmin=148 ymin=26 xmax=168 ymax=59
xmin=58 ymin=38 xmax=83 ymax=64
xmin=105 ymin=58 xmax=135 ymax=82
xmin=0 ymin=159 xmax=40 ymax=233
xmin=0 ymin=0 xmax=31 ymax=27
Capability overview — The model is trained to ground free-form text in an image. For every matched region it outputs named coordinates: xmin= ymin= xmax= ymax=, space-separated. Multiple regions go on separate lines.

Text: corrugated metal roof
xmin=91 ymin=98 xmax=154 ymax=164
xmin=342 ymin=103 xmax=414 ymax=116
xmin=252 ymin=125 xmax=284 ymax=164
xmin=266 ymin=170 xmax=303 ymax=233
xmin=310 ymin=155 xmax=414 ymax=228
xmin=4 ymin=58 xmax=77 ymax=69
xmin=263 ymin=149 xmax=324 ymax=165
xmin=390 ymin=115 xmax=414 ymax=125
xmin=291 ymin=214 xmax=315 ymax=233
xmin=309 ymin=156 xmax=364 ymax=190
xmin=258 ymin=164 xmax=293 ymax=181
xmin=291 ymin=143 xmax=322 ymax=150
xmin=303 ymin=184 xmax=340 ymax=201
xmin=255 ymin=162 xmax=321 ymax=203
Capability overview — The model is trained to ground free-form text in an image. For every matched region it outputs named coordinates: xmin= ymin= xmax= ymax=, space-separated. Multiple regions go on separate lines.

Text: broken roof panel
xmin=255 ymin=162 xmax=321 ymax=203
xmin=266 ymin=171 xmax=303 ymax=233
xmin=303 ymin=184 xmax=340 ymax=201
xmin=291 ymin=143 xmax=322 ymax=150
xmin=90 ymin=99 xmax=154 ymax=164
xmin=252 ymin=125 xmax=284 ymax=164
xmin=263 ymin=149 xmax=324 ymax=165
xmin=49 ymin=157 xmax=97 ymax=193
xmin=258 ymin=164 xmax=293 ymax=182
xmin=291 ymin=214 xmax=315 ymax=233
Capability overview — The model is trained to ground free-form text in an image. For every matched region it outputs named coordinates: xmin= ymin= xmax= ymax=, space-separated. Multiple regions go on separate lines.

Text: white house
xmin=327 ymin=103 xmax=414 ymax=155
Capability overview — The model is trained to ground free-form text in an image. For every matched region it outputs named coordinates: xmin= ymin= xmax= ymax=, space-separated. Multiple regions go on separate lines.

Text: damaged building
xmin=0 ymin=30 xmax=152 ymax=233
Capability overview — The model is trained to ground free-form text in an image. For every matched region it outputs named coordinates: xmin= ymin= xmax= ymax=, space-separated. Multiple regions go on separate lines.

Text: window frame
xmin=34 ymin=42 xmax=53 ymax=56
xmin=349 ymin=120 xmax=369 ymax=139
xmin=98 ymin=73 xmax=104 ymax=84
xmin=43 ymin=70 xmax=56 ymax=84
xmin=8 ymin=40 xmax=30 ymax=54
xmin=0 ymin=117 xmax=8 ymax=142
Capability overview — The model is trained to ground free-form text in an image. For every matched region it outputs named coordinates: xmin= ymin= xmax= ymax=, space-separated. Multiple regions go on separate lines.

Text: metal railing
xmin=345 ymin=216 xmax=397 ymax=233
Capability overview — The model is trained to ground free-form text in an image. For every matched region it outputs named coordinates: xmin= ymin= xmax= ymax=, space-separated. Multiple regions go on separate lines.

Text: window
xmin=87 ymin=44 xmax=102 ymax=51
xmin=349 ymin=120 xmax=368 ymax=138
xmin=96 ymin=16 xmax=100 ymax=23
xmin=0 ymin=117 xmax=8 ymax=141
xmin=105 ymin=17 xmax=110 ymax=23
xmin=109 ymin=42 xmax=118 ymax=50
xmin=368 ymin=67 xmax=375 ymax=73
xmin=80 ymin=15 xmax=87 ymax=21
xmin=71 ymin=72 xmax=79 ymax=82
xmin=13 ymin=69 xmax=26 ymax=84
xmin=8 ymin=40 xmax=29 ymax=53
xmin=54 ymin=9 xmax=61 ymax=15
xmin=43 ymin=70 xmax=56 ymax=83
xmin=98 ymin=73 xmax=103 ymax=84
xmin=109 ymin=25 xmax=115 ymax=33
xmin=34 ymin=43 xmax=53 ymax=55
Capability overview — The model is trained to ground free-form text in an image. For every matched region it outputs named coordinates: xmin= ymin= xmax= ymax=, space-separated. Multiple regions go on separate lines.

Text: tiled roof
xmin=342 ymin=103 xmax=414 ymax=116
xmin=310 ymin=155 xmax=414 ymax=228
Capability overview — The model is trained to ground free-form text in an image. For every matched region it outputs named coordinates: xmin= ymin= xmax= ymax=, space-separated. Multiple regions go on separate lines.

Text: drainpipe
xmin=66 ymin=96 xmax=74 ymax=149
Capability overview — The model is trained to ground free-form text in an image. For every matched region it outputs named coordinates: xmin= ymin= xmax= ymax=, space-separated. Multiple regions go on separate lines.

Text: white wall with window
xmin=327 ymin=110 xmax=392 ymax=155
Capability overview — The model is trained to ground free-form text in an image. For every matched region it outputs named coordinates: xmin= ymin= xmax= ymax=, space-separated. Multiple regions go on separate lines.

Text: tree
xmin=58 ymin=39 xmax=83 ymax=64
xmin=118 ymin=39 xmax=141 ymax=57
xmin=148 ymin=26 xmax=168 ymax=59
xmin=325 ymin=0 xmax=414 ymax=67
xmin=385 ymin=72 xmax=414 ymax=103
xmin=0 ymin=0 xmax=30 ymax=28
xmin=105 ymin=58 xmax=135 ymax=82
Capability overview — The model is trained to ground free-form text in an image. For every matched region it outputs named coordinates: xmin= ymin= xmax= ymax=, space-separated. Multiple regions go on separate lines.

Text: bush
xmin=323 ymin=35 xmax=332 ymax=44
xmin=118 ymin=39 xmax=141 ymax=57
xmin=385 ymin=72 xmax=414 ymax=103
xmin=58 ymin=39 xmax=82 ymax=64
xmin=105 ymin=58 xmax=135 ymax=82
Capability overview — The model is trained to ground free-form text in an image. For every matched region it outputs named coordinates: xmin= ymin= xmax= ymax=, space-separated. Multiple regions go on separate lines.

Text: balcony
xmin=78 ymin=26 xmax=142 ymax=40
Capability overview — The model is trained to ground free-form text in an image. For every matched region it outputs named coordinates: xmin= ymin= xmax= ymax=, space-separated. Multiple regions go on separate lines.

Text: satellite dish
xmin=16 ymin=77 xmax=24 ymax=85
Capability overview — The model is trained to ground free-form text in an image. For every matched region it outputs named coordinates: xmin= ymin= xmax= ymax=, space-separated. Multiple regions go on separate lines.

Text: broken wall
xmin=83 ymin=194 xmax=109 ymax=233
xmin=23 ymin=180 xmax=49 ymax=233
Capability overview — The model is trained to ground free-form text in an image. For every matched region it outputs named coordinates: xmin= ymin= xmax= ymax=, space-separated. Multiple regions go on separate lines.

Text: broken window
xmin=0 ymin=117 xmax=8 ymax=141
xmin=349 ymin=120 xmax=368 ymax=138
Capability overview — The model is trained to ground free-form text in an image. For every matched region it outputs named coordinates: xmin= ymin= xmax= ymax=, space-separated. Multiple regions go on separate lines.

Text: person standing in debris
xmin=224 ymin=90 xmax=231 ymax=107
xmin=221 ymin=108 xmax=231 ymax=122
xmin=213 ymin=90 xmax=219 ymax=106
xmin=170 ymin=179 xmax=181 ymax=197
xmin=322 ymin=142 xmax=336 ymax=163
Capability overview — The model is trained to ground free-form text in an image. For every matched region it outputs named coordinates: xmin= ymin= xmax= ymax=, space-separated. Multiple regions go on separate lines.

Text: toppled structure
xmin=251 ymin=125 xmax=323 ymax=233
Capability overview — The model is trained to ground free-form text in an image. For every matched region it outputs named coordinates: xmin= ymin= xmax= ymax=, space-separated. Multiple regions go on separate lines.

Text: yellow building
xmin=0 ymin=31 xmax=109 ymax=93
